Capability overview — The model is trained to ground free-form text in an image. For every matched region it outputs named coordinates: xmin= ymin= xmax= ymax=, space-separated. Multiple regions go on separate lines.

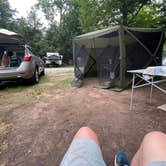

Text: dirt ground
xmin=0 ymin=67 xmax=166 ymax=166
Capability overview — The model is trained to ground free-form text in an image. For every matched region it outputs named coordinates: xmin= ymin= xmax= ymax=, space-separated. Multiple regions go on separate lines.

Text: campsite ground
xmin=0 ymin=67 xmax=165 ymax=166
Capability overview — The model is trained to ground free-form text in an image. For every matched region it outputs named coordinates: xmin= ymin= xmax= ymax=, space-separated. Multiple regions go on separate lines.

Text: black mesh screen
xmin=125 ymin=30 xmax=164 ymax=78
xmin=96 ymin=45 xmax=120 ymax=83
xmin=73 ymin=43 xmax=90 ymax=79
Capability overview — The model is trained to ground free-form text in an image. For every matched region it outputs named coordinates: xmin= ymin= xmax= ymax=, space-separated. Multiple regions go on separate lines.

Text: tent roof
xmin=0 ymin=29 xmax=19 ymax=36
xmin=75 ymin=26 xmax=119 ymax=41
xmin=74 ymin=26 xmax=164 ymax=42
xmin=0 ymin=28 xmax=24 ymax=44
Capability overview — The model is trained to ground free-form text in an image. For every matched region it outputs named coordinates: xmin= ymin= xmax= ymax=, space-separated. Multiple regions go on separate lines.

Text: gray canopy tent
xmin=73 ymin=25 xmax=165 ymax=89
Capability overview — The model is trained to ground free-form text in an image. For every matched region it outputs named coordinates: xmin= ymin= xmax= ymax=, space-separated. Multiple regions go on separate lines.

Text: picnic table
xmin=128 ymin=66 xmax=166 ymax=111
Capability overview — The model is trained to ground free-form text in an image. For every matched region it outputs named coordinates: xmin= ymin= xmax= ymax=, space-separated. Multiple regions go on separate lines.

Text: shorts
xmin=60 ymin=137 xmax=166 ymax=166
xmin=146 ymin=162 xmax=166 ymax=166
xmin=60 ymin=137 xmax=106 ymax=166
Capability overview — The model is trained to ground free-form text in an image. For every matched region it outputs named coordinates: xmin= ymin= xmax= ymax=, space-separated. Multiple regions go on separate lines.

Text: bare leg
xmin=74 ymin=126 xmax=100 ymax=146
xmin=60 ymin=127 xmax=106 ymax=166
xmin=131 ymin=131 xmax=166 ymax=166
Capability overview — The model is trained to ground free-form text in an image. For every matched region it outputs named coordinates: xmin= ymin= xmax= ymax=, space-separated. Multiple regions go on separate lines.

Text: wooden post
xmin=118 ymin=25 xmax=126 ymax=88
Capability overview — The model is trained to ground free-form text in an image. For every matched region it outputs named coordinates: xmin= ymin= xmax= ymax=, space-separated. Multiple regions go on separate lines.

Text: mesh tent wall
xmin=73 ymin=25 xmax=165 ymax=88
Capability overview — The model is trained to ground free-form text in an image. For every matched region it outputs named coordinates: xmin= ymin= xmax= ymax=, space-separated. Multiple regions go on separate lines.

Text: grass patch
xmin=0 ymin=111 xmax=12 ymax=125
xmin=0 ymin=122 xmax=10 ymax=153
xmin=1 ymin=116 xmax=12 ymax=125
xmin=30 ymin=86 xmax=43 ymax=97
xmin=0 ymin=83 xmax=29 ymax=93
xmin=53 ymin=72 xmax=74 ymax=89
xmin=54 ymin=77 xmax=73 ymax=89
xmin=39 ymin=75 xmax=50 ymax=84
xmin=0 ymin=76 xmax=48 ymax=93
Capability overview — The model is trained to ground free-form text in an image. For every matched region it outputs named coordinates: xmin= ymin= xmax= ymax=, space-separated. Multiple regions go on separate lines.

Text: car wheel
xmin=41 ymin=69 xmax=45 ymax=76
xmin=34 ymin=69 xmax=39 ymax=83
xmin=28 ymin=68 xmax=39 ymax=84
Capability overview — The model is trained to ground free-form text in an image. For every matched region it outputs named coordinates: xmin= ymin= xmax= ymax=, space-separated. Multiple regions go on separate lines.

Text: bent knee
xmin=143 ymin=131 xmax=165 ymax=141
xmin=140 ymin=131 xmax=166 ymax=164
xmin=78 ymin=126 xmax=93 ymax=132
xmin=142 ymin=131 xmax=166 ymax=148
xmin=74 ymin=126 xmax=96 ymax=138
xmin=74 ymin=126 xmax=100 ymax=145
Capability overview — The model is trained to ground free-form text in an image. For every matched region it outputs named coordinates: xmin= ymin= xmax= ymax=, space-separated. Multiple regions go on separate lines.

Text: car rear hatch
xmin=0 ymin=29 xmax=25 ymax=79
xmin=0 ymin=46 xmax=26 ymax=79
xmin=0 ymin=29 xmax=24 ymax=45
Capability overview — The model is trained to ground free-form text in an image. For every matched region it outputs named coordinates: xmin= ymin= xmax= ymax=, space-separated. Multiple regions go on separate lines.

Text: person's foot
xmin=114 ymin=151 xmax=130 ymax=166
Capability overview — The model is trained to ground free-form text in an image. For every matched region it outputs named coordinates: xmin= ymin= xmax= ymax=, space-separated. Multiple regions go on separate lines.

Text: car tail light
xmin=23 ymin=55 xmax=32 ymax=61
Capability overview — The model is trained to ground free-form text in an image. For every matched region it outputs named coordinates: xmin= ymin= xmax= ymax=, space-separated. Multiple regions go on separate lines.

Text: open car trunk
xmin=0 ymin=45 xmax=25 ymax=69
xmin=0 ymin=28 xmax=25 ymax=70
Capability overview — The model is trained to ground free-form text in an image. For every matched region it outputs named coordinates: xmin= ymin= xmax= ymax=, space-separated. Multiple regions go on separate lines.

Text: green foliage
xmin=8 ymin=17 xmax=44 ymax=56
xmin=128 ymin=4 xmax=159 ymax=27
xmin=78 ymin=0 xmax=102 ymax=32
xmin=78 ymin=0 xmax=151 ymax=32
xmin=1 ymin=0 xmax=166 ymax=62
xmin=57 ymin=0 xmax=82 ymax=60
xmin=155 ymin=0 xmax=166 ymax=28
xmin=27 ymin=6 xmax=42 ymax=30
xmin=108 ymin=0 xmax=151 ymax=25
xmin=35 ymin=0 xmax=82 ymax=60
xmin=37 ymin=0 xmax=68 ymax=24
xmin=0 ymin=0 xmax=14 ymax=28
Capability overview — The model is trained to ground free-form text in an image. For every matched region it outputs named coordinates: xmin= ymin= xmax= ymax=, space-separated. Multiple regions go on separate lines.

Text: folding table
xmin=128 ymin=66 xmax=166 ymax=111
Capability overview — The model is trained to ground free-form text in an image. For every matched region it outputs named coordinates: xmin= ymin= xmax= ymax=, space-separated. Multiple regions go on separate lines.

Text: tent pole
xmin=118 ymin=25 xmax=126 ymax=88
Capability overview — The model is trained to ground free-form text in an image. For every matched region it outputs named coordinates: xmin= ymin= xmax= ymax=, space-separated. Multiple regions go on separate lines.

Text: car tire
xmin=40 ymin=69 xmax=45 ymax=76
xmin=28 ymin=68 xmax=39 ymax=84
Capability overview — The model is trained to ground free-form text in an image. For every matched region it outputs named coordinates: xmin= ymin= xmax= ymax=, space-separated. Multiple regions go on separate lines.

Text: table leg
xmin=130 ymin=74 xmax=135 ymax=111
xmin=150 ymin=77 xmax=154 ymax=103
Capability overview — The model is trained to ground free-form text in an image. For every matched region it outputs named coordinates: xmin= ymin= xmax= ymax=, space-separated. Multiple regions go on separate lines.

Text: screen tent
xmin=73 ymin=26 xmax=165 ymax=89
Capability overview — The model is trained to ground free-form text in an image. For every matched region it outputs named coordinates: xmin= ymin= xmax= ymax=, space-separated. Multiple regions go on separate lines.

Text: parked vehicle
xmin=45 ymin=52 xmax=63 ymax=67
xmin=0 ymin=29 xmax=45 ymax=84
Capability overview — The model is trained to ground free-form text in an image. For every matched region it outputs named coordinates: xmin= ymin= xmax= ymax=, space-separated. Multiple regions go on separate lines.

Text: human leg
xmin=60 ymin=127 xmax=106 ymax=166
xmin=73 ymin=126 xmax=100 ymax=145
xmin=131 ymin=131 xmax=166 ymax=166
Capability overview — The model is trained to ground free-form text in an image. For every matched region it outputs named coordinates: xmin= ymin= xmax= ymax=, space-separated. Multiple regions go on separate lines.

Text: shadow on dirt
xmin=0 ymin=80 xmax=32 ymax=91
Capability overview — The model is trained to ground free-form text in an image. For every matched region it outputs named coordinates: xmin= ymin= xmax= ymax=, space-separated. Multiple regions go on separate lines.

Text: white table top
xmin=128 ymin=66 xmax=166 ymax=77
xmin=127 ymin=69 xmax=145 ymax=74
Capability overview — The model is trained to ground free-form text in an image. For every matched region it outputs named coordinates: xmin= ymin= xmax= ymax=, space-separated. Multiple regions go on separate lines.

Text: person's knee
xmin=78 ymin=126 xmax=93 ymax=133
xmin=74 ymin=126 xmax=100 ymax=145
xmin=74 ymin=126 xmax=96 ymax=138
xmin=143 ymin=131 xmax=165 ymax=143
xmin=131 ymin=131 xmax=166 ymax=166
xmin=142 ymin=131 xmax=166 ymax=150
